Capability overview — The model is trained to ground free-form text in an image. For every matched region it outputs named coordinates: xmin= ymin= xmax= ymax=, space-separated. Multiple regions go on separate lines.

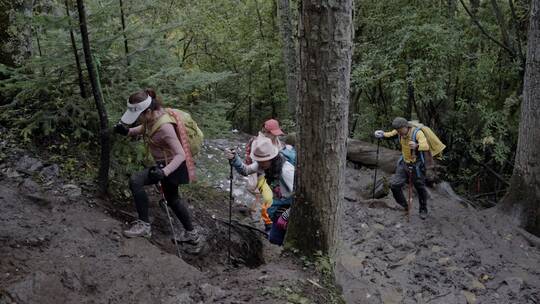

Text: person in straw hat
xmin=226 ymin=136 xmax=294 ymax=245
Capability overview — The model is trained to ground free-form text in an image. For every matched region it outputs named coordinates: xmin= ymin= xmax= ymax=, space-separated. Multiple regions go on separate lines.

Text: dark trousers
xmin=129 ymin=162 xmax=193 ymax=231
xmin=390 ymin=161 xmax=428 ymax=211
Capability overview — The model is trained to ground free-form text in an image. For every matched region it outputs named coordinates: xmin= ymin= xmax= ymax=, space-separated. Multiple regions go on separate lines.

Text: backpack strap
xmin=245 ymin=136 xmax=256 ymax=165
xmin=143 ymin=115 xmax=175 ymax=165
xmin=411 ymin=127 xmax=425 ymax=165
xmin=165 ymin=108 xmax=197 ymax=182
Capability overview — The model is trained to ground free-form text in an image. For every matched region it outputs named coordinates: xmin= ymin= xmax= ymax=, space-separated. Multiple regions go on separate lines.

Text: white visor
xmin=120 ymin=95 xmax=152 ymax=124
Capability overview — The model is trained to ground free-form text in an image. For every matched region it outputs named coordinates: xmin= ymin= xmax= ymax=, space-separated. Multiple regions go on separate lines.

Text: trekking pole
xmin=228 ymin=161 xmax=233 ymax=264
xmin=157 ymin=182 xmax=182 ymax=258
xmin=407 ymin=168 xmax=413 ymax=222
xmin=372 ymin=139 xmax=381 ymax=199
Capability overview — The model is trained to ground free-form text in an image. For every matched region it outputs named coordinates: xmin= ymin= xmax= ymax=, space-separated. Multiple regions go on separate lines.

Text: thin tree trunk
xmin=276 ymin=0 xmax=298 ymax=117
xmin=76 ymin=0 xmax=111 ymax=195
xmin=65 ymin=0 xmax=88 ymax=98
xmin=459 ymin=0 xmax=516 ymax=58
xmin=119 ymin=0 xmax=130 ymax=69
xmin=406 ymin=78 xmax=415 ymax=120
xmin=287 ymin=0 xmax=353 ymax=255
xmin=490 ymin=0 xmax=514 ymax=53
xmin=499 ymin=0 xmax=540 ymax=237
xmin=35 ymin=28 xmax=42 ymax=57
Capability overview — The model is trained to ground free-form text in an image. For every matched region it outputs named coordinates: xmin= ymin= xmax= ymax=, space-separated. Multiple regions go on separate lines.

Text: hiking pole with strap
xmin=372 ymin=139 xmax=381 ymax=199
xmin=157 ymin=181 xmax=182 ymax=258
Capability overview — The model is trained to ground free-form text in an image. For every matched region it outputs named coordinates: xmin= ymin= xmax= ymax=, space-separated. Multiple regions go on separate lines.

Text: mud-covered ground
xmin=1 ymin=132 xmax=539 ymax=304
xmin=336 ymin=166 xmax=540 ymax=304
xmin=0 ymin=135 xmax=335 ymax=304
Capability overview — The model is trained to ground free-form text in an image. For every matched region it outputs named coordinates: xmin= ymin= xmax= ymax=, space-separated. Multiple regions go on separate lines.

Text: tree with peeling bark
xmin=286 ymin=0 xmax=353 ymax=255
xmin=498 ymin=0 xmax=540 ymax=237
xmin=76 ymin=0 xmax=111 ymax=194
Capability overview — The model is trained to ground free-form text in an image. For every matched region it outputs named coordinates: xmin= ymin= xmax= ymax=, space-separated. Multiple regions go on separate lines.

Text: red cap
xmin=264 ymin=119 xmax=284 ymax=136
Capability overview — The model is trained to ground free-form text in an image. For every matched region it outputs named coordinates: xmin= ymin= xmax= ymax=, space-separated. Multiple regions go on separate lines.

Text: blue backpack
xmin=280 ymin=145 xmax=296 ymax=166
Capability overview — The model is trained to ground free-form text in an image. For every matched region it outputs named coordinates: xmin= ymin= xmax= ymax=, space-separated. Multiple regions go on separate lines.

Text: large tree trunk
xmin=65 ymin=0 xmax=87 ymax=98
xmin=276 ymin=0 xmax=298 ymax=116
xmin=347 ymin=139 xmax=401 ymax=173
xmin=499 ymin=0 xmax=540 ymax=237
xmin=286 ymin=0 xmax=353 ymax=255
xmin=76 ymin=0 xmax=111 ymax=195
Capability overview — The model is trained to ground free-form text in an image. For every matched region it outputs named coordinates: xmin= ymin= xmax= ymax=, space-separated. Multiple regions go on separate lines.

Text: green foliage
xmin=351 ymin=0 xmax=525 ymax=191
xmin=0 ymin=0 xmax=527 ymax=197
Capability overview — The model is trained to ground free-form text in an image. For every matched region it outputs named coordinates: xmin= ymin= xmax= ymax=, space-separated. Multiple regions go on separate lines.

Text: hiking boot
xmin=123 ymin=220 xmax=152 ymax=238
xmin=177 ymin=229 xmax=201 ymax=245
xmin=419 ymin=209 xmax=428 ymax=220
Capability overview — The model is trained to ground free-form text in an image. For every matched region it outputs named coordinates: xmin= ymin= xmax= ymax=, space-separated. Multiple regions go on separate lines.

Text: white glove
xmin=374 ymin=130 xmax=385 ymax=139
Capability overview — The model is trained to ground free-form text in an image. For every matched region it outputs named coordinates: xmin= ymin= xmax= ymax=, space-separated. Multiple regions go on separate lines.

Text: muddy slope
xmin=336 ymin=166 xmax=540 ymax=304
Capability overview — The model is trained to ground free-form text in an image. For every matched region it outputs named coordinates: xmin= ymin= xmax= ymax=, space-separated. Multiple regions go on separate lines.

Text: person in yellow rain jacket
xmin=374 ymin=117 xmax=430 ymax=220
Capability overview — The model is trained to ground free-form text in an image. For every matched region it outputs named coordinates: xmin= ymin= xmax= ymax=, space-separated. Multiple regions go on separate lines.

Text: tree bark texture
xmin=287 ymin=0 xmax=353 ymax=255
xmin=499 ymin=0 xmax=540 ymax=237
xmin=76 ymin=0 xmax=111 ymax=194
xmin=276 ymin=0 xmax=298 ymax=116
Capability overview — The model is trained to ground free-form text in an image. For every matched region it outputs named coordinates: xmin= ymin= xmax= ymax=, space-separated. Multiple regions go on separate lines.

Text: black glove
xmin=148 ymin=166 xmax=166 ymax=183
xmin=114 ymin=123 xmax=129 ymax=136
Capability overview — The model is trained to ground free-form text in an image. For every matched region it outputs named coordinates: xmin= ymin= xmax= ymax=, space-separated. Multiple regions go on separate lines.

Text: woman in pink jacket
xmin=114 ymin=89 xmax=199 ymax=244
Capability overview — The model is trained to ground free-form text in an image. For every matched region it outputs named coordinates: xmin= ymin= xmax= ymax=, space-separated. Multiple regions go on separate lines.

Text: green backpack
xmin=147 ymin=108 xmax=204 ymax=156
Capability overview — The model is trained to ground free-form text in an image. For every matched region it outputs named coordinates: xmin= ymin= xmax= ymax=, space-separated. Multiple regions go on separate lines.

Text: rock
xmin=62 ymin=184 xmax=82 ymax=199
xmin=40 ymin=165 xmax=60 ymax=179
xmin=462 ymin=291 xmax=476 ymax=304
xmin=431 ymin=245 xmax=442 ymax=253
xmin=163 ymin=292 xmax=194 ymax=304
xmin=438 ymin=257 xmax=451 ymax=265
xmin=4 ymin=168 xmax=22 ymax=178
xmin=363 ymin=177 xmax=389 ymax=199
xmin=338 ymin=252 xmax=367 ymax=275
xmin=391 ymin=237 xmax=410 ymax=249
xmin=199 ymin=283 xmax=226 ymax=301
xmin=380 ymin=287 xmax=403 ymax=304
xmin=391 ymin=252 xmax=416 ymax=268
xmin=373 ymin=223 xmax=385 ymax=230
xmin=19 ymin=178 xmax=41 ymax=193
xmin=430 ymin=292 xmax=464 ymax=304
xmin=16 ymin=156 xmax=43 ymax=173
xmin=471 ymin=278 xmax=486 ymax=291
xmin=504 ymin=277 xmax=524 ymax=293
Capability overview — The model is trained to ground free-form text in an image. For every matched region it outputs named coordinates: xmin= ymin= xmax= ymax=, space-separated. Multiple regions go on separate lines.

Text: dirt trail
xmin=0 ymin=136 xmax=333 ymax=304
xmin=336 ymin=166 xmax=540 ymax=304
xmin=2 ymin=134 xmax=539 ymax=303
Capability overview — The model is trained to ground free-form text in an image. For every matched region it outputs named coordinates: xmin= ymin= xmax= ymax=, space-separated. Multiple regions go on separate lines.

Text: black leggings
xmin=129 ymin=162 xmax=193 ymax=231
